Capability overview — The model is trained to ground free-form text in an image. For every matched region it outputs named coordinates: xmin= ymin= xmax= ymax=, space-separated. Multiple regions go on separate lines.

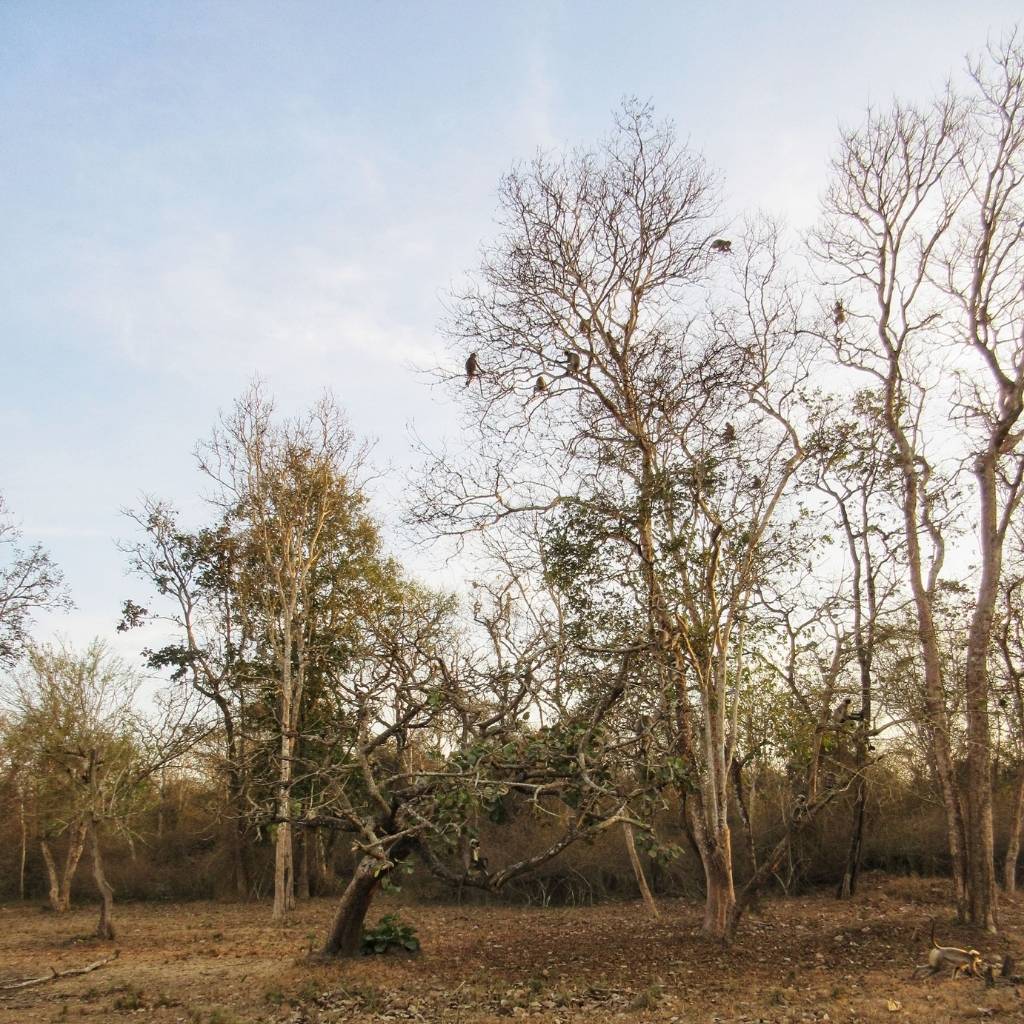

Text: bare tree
xmin=415 ymin=105 xmax=818 ymax=939
xmin=0 ymin=494 xmax=71 ymax=665
xmin=812 ymin=34 xmax=1024 ymax=931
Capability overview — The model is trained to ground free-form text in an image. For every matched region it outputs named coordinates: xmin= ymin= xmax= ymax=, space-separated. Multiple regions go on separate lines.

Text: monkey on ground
xmin=710 ymin=238 xmax=732 ymax=254
xmin=465 ymin=352 xmax=480 ymax=387
xmin=913 ymin=921 xmax=984 ymax=980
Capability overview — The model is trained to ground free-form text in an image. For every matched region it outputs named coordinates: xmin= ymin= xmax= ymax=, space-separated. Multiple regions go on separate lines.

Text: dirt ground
xmin=0 ymin=875 xmax=1021 ymax=1023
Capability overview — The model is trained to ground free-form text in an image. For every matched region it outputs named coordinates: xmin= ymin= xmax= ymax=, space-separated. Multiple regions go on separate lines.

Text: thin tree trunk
xmin=731 ymin=758 xmax=757 ymax=872
xmin=622 ymin=823 xmax=659 ymax=919
xmin=838 ymin=780 xmax=867 ymax=898
xmin=88 ymin=819 xmax=115 ymax=941
xmin=1003 ymin=771 xmax=1024 ymax=893
xmin=40 ymin=840 xmax=60 ymax=911
xmin=18 ymin=788 xmax=27 ymax=901
xmin=320 ymin=855 xmax=383 ymax=957
xmin=296 ymin=826 xmax=311 ymax=900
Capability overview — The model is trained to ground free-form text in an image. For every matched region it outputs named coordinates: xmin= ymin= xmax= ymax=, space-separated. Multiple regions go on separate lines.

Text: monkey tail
xmin=930 ymin=918 xmax=938 ymax=949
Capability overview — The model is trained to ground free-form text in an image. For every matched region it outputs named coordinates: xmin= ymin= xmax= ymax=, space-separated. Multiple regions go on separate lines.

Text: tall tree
xmin=812 ymin=35 xmax=1024 ymax=930
xmin=416 ymin=105 xmax=822 ymax=939
xmin=195 ymin=385 xmax=379 ymax=923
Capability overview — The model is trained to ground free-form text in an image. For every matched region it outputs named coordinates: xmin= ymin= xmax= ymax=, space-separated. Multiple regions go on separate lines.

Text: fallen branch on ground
xmin=0 ymin=951 xmax=119 ymax=991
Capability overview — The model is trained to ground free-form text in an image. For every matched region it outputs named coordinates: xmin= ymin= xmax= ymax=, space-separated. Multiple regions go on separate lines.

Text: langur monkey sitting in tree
xmin=469 ymin=837 xmax=488 ymax=873
xmin=533 ymin=374 xmax=548 ymax=395
xmin=710 ymin=238 xmax=732 ymax=254
xmin=913 ymin=921 xmax=984 ymax=980
xmin=564 ymin=349 xmax=582 ymax=375
xmin=465 ymin=352 xmax=481 ymax=387
xmin=831 ymin=697 xmax=853 ymax=727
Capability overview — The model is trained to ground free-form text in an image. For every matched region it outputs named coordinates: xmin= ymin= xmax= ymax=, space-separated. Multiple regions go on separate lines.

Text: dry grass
xmin=0 ymin=875 xmax=1021 ymax=1023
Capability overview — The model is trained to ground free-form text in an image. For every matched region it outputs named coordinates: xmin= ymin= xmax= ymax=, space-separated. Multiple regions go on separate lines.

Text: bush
xmin=360 ymin=913 xmax=420 ymax=955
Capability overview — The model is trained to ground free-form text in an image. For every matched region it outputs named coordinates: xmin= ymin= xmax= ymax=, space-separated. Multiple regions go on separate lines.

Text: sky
xmin=1 ymin=0 xmax=1021 ymax=665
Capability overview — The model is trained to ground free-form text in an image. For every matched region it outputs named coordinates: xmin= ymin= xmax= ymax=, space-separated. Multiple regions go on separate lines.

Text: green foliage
xmin=360 ymin=913 xmax=421 ymax=955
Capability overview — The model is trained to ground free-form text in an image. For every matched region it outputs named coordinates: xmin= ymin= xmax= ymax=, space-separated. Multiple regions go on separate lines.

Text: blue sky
xmin=0 ymin=1 xmax=1020 ymax=656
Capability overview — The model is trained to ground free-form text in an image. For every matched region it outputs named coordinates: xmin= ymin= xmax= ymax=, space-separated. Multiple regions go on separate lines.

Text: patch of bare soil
xmin=0 ymin=875 xmax=1020 ymax=1023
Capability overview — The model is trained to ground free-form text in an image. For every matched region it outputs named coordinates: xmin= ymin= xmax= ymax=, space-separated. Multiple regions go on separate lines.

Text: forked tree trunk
xmin=1003 ymin=772 xmax=1024 ymax=892
xmin=622 ymin=824 xmax=659 ymax=919
xmin=88 ymin=819 xmax=115 ymax=940
xmin=40 ymin=821 xmax=88 ymax=913
xmin=321 ymin=855 xmax=384 ymax=957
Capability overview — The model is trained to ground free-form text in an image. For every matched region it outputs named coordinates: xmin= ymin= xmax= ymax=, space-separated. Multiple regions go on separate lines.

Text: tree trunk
xmin=622 ymin=824 xmax=659 ymax=919
xmin=229 ymin=816 xmax=250 ymax=900
xmin=40 ymin=821 xmax=87 ymax=913
xmin=296 ymin=826 xmax=311 ymax=900
xmin=88 ymin=819 xmax=115 ymax=940
xmin=962 ymin=455 xmax=1001 ymax=932
xmin=18 ymin=789 xmax=28 ymax=900
xmin=731 ymin=758 xmax=758 ymax=872
xmin=316 ymin=830 xmax=336 ymax=892
xmin=272 ymin=819 xmax=294 ymax=921
xmin=701 ymin=839 xmax=736 ymax=939
xmin=320 ymin=855 xmax=383 ymax=957
xmin=838 ymin=779 xmax=866 ymax=898
xmin=1003 ymin=771 xmax=1024 ymax=892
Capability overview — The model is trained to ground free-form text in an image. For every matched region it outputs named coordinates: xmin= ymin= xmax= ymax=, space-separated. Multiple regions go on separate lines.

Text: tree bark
xmin=622 ymin=823 xmax=659 ymax=919
xmin=320 ymin=855 xmax=384 ymax=957
xmin=40 ymin=821 xmax=87 ymax=913
xmin=88 ymin=819 xmax=115 ymax=940
xmin=1003 ymin=771 xmax=1024 ymax=893
xmin=701 ymin=839 xmax=736 ymax=939
xmin=297 ymin=826 xmax=311 ymax=900
xmin=962 ymin=454 xmax=1002 ymax=931
xmin=838 ymin=780 xmax=866 ymax=899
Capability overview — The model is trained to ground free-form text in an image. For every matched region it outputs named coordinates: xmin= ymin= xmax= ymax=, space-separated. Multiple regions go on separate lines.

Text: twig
xmin=1 ymin=950 xmax=119 ymax=991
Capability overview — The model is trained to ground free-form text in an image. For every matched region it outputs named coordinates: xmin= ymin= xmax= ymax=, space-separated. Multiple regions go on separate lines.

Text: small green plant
xmin=360 ymin=913 xmax=420 ymax=955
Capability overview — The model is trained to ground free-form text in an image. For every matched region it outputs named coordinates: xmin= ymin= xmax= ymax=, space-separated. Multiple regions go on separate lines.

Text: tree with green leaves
xmin=2 ymin=641 xmax=187 ymax=939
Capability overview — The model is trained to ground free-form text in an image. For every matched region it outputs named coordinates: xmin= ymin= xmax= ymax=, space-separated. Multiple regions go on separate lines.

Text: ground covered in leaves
xmin=1 ymin=875 xmax=1021 ymax=1023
